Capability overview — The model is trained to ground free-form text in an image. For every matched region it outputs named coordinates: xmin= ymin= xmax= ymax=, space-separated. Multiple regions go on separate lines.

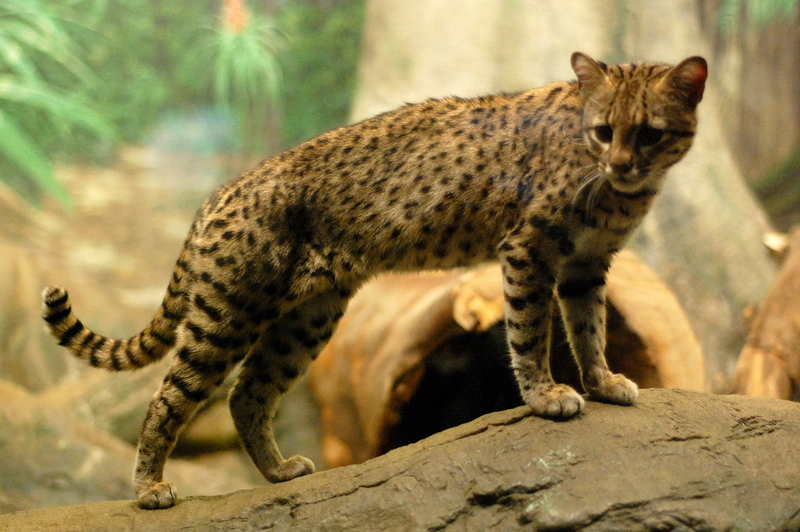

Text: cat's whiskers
xmin=585 ymin=171 xmax=607 ymax=211
xmin=562 ymin=129 xmax=587 ymax=146
xmin=570 ymin=165 xmax=603 ymax=210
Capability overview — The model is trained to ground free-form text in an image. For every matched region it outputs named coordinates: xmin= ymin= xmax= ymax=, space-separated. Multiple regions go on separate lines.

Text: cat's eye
xmin=637 ymin=125 xmax=664 ymax=147
xmin=594 ymin=125 xmax=613 ymax=143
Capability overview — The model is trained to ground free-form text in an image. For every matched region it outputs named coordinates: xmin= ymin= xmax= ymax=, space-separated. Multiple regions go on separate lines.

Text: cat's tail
xmin=41 ymin=250 xmax=192 ymax=371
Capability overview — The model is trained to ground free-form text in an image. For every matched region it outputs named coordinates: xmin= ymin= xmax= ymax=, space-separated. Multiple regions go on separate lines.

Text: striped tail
xmin=41 ymin=249 xmax=192 ymax=371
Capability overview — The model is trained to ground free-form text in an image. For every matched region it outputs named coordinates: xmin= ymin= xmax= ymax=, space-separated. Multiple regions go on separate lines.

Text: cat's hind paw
xmin=137 ymin=481 xmax=178 ymax=509
xmin=266 ymin=455 xmax=315 ymax=483
xmin=585 ymin=371 xmax=638 ymax=406
xmin=523 ymin=383 xmax=585 ymax=419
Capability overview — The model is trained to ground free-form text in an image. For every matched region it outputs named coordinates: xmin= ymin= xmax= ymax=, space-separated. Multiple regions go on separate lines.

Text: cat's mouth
xmin=605 ymin=167 xmax=648 ymax=194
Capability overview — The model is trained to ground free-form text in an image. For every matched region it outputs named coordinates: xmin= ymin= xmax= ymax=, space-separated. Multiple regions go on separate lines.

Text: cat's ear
xmin=571 ymin=52 xmax=609 ymax=95
xmin=661 ymin=56 xmax=708 ymax=108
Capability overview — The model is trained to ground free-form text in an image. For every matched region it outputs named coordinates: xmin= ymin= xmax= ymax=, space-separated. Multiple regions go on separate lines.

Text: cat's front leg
xmin=556 ymin=270 xmax=638 ymax=406
xmin=499 ymin=258 xmax=584 ymax=419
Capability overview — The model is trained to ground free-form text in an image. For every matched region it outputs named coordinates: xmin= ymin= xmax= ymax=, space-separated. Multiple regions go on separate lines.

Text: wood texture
xmin=733 ymin=227 xmax=800 ymax=400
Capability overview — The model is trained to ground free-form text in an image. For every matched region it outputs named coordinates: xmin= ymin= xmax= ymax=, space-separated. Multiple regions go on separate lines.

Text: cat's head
xmin=571 ymin=52 xmax=707 ymax=194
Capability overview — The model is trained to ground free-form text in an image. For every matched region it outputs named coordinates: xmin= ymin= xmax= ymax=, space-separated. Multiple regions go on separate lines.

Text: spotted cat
xmin=43 ymin=52 xmax=707 ymax=509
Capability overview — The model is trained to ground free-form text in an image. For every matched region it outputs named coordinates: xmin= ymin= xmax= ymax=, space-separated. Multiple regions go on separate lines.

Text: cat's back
xmin=261 ymin=80 xmax=579 ymax=176
xmin=191 ymin=79 xmax=583 ymax=254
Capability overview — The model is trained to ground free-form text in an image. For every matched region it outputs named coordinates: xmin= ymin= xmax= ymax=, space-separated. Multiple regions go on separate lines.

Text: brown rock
xmin=0 ymin=237 xmax=79 ymax=392
xmin=0 ymin=380 xmax=258 ymax=514
xmin=1 ymin=389 xmax=798 ymax=531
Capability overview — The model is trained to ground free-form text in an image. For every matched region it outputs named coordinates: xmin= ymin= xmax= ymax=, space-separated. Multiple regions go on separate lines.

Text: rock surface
xmin=0 ymin=381 xmax=259 ymax=515
xmin=1 ymin=389 xmax=798 ymax=531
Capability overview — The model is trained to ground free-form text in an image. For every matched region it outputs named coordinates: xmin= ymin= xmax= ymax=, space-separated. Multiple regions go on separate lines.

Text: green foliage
xmin=55 ymin=0 xmax=207 ymax=142
xmin=718 ymin=0 xmax=798 ymax=32
xmin=0 ymin=0 xmax=115 ymax=207
xmin=0 ymin=0 xmax=366 ymax=207
xmin=181 ymin=2 xmax=284 ymax=155
xmin=755 ymin=146 xmax=800 ymax=227
xmin=276 ymin=0 xmax=366 ymax=147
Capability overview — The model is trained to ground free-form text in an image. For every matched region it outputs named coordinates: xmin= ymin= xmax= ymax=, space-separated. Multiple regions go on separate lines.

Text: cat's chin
xmin=607 ymin=174 xmax=650 ymax=195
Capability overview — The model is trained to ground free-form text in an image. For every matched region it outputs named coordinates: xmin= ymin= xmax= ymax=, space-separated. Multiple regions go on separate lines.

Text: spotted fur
xmin=42 ymin=52 xmax=707 ymax=509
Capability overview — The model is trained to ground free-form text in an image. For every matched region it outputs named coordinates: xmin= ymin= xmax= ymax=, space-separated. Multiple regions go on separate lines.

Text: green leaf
xmin=0 ymin=35 xmax=40 ymax=81
xmin=0 ymin=108 xmax=71 ymax=207
xmin=0 ymin=76 xmax=115 ymax=140
xmin=718 ymin=0 xmax=798 ymax=31
xmin=0 ymin=3 xmax=96 ymax=84
xmin=187 ymin=10 xmax=284 ymax=110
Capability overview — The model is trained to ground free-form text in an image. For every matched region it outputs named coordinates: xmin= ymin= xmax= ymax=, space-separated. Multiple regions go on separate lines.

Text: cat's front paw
xmin=137 ymin=481 xmax=177 ymax=509
xmin=585 ymin=371 xmax=638 ymax=406
xmin=267 ymin=455 xmax=315 ymax=483
xmin=523 ymin=383 xmax=585 ymax=419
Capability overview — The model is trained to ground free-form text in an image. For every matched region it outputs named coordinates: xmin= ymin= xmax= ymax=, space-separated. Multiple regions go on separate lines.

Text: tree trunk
xmin=733 ymin=227 xmax=800 ymax=399
xmin=2 ymin=389 xmax=798 ymax=531
xmin=698 ymin=0 xmax=800 ymax=191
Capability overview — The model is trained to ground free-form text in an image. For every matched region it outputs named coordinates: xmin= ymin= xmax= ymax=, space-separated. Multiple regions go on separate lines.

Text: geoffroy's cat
xmin=43 ymin=52 xmax=707 ymax=508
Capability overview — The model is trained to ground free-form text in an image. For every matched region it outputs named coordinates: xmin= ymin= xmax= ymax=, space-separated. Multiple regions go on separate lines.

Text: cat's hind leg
xmin=229 ymin=291 xmax=347 ymax=483
xmin=134 ymin=303 xmax=254 ymax=509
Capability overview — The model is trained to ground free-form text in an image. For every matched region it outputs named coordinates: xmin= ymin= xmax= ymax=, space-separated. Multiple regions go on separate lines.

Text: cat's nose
xmin=603 ymin=160 xmax=635 ymax=177
xmin=605 ymin=148 xmax=635 ymax=177
xmin=610 ymin=160 xmax=634 ymax=175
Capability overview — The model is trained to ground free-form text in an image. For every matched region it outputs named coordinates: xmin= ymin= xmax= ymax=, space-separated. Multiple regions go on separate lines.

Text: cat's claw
xmin=137 ymin=481 xmax=177 ymax=510
xmin=524 ymin=383 xmax=585 ymax=419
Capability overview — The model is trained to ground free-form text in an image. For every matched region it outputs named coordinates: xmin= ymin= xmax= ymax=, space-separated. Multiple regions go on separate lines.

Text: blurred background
xmin=0 ymin=0 xmax=798 ymax=514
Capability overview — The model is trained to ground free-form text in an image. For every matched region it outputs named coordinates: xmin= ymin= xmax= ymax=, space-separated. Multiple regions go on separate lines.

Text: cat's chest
xmin=570 ymin=224 xmax=629 ymax=258
xmin=565 ymin=199 xmax=648 ymax=259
